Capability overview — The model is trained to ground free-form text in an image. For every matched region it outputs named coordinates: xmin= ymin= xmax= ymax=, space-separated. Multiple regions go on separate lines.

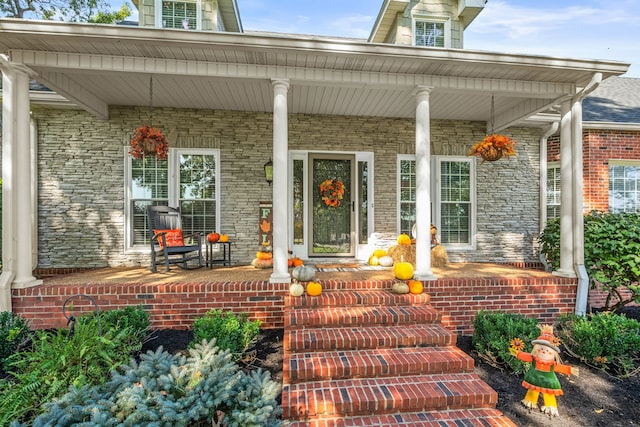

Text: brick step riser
xmin=283 ymin=408 xmax=517 ymax=427
xmin=283 ymin=347 xmax=475 ymax=384
xmin=284 ymin=290 xmax=430 ymax=309
xmin=281 ymin=373 xmax=497 ymax=419
xmin=285 ymin=305 xmax=441 ymax=329
xmin=284 ymin=324 xmax=456 ymax=353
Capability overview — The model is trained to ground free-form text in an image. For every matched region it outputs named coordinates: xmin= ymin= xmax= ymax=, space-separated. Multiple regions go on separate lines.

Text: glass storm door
xmin=308 ymin=154 xmax=355 ymax=257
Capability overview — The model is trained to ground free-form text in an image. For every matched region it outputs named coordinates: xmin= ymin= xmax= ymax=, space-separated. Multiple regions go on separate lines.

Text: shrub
xmin=28 ymin=340 xmax=282 ymax=427
xmin=539 ymin=212 xmax=640 ymax=312
xmin=0 ymin=306 xmax=149 ymax=425
xmin=192 ymin=310 xmax=261 ymax=359
xmin=555 ymin=312 xmax=640 ymax=378
xmin=472 ymin=310 xmax=540 ymax=374
xmin=0 ymin=312 xmax=30 ymax=371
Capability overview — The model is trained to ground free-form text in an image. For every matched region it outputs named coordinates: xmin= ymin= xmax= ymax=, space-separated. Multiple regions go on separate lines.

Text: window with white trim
xmin=161 ymin=0 xmax=198 ymax=29
xmin=414 ymin=19 xmax=447 ymax=48
xmin=398 ymin=156 xmax=475 ymax=247
xmin=609 ymin=161 xmax=640 ymax=213
xmin=127 ymin=149 xmax=219 ymax=248
xmin=546 ymin=163 xmax=561 ymax=220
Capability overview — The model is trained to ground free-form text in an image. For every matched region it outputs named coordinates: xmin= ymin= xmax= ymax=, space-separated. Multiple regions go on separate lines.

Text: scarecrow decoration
xmin=509 ymin=324 xmax=579 ymax=417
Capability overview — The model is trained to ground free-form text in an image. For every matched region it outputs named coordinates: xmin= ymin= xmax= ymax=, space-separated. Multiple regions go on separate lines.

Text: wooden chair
xmin=147 ymin=205 xmax=203 ymax=272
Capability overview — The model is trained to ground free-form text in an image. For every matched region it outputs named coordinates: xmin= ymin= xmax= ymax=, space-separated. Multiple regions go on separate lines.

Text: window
xmin=161 ymin=0 xmax=198 ymax=29
xmin=609 ymin=162 xmax=640 ymax=213
xmin=127 ymin=148 xmax=219 ymax=248
xmin=398 ymin=156 xmax=475 ymax=247
xmin=546 ymin=163 xmax=561 ymax=219
xmin=414 ymin=20 xmax=446 ymax=47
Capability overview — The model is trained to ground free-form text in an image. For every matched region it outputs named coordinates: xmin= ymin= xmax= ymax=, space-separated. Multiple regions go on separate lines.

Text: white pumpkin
xmin=391 ymin=282 xmax=410 ymax=294
xmin=289 ymin=283 xmax=304 ymax=297
xmin=378 ymin=255 xmax=394 ymax=267
xmin=292 ymin=265 xmax=316 ymax=282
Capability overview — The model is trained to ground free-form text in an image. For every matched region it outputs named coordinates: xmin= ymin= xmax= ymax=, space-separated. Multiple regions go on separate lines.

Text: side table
xmin=206 ymin=241 xmax=231 ymax=268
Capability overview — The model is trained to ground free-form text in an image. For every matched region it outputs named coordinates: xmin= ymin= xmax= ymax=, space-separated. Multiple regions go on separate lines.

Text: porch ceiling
xmin=0 ymin=19 xmax=630 ymax=127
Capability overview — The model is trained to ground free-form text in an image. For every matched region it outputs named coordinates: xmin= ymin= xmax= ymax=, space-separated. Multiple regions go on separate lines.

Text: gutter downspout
xmin=539 ymin=121 xmax=559 ymax=269
xmin=572 ymin=72 xmax=602 ymax=316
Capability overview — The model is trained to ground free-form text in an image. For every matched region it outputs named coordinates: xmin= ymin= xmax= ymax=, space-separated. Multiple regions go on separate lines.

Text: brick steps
xmin=281 ymin=285 xmax=516 ymax=426
xmin=283 ymin=346 xmax=474 ymax=384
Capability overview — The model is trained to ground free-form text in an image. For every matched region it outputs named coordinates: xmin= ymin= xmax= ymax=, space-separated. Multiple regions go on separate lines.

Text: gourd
xmin=306 ymin=281 xmax=322 ymax=296
xmin=207 ymin=232 xmax=220 ymax=243
xmin=219 ymin=234 xmax=229 ymax=243
xmin=378 ymin=255 xmax=394 ymax=267
xmin=292 ymin=257 xmax=304 ymax=267
xmin=251 ymin=258 xmax=273 ymax=269
xmin=373 ymin=249 xmax=387 ymax=259
xmin=393 ymin=261 xmax=414 ymax=280
xmin=287 ymin=258 xmax=294 ymax=268
xmin=391 ymin=282 xmax=410 ymax=294
xmin=397 ymin=234 xmax=411 ymax=245
xmin=292 ymin=265 xmax=316 ymax=282
xmin=289 ymin=283 xmax=304 ymax=297
xmin=408 ymin=279 xmax=423 ymax=294
xmin=256 ymin=251 xmax=273 ymax=260
xmin=368 ymin=255 xmax=380 ymax=266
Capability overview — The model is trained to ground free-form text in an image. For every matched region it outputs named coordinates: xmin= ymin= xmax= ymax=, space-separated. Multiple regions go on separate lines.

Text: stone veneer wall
xmin=28 ymin=106 xmax=541 ymax=270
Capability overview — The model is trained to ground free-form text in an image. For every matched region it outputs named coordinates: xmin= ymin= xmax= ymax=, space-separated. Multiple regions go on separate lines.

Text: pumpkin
xmin=251 ymin=258 xmax=273 ymax=269
xmin=397 ymin=234 xmax=412 ymax=245
xmin=256 ymin=251 xmax=273 ymax=260
xmin=292 ymin=257 xmax=304 ymax=267
xmin=391 ymin=282 xmax=410 ymax=294
xmin=288 ymin=258 xmax=294 ymax=268
xmin=378 ymin=255 xmax=394 ymax=267
xmin=292 ymin=265 xmax=316 ymax=282
xmin=289 ymin=283 xmax=304 ymax=297
xmin=408 ymin=279 xmax=423 ymax=294
xmin=207 ymin=232 xmax=220 ymax=243
xmin=368 ymin=255 xmax=380 ymax=266
xmin=373 ymin=249 xmax=387 ymax=258
xmin=393 ymin=261 xmax=414 ymax=280
xmin=219 ymin=234 xmax=229 ymax=243
xmin=306 ymin=281 xmax=322 ymax=296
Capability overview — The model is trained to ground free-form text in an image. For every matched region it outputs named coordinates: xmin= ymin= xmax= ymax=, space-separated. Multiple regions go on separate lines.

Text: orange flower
xmin=129 ymin=125 xmax=169 ymax=160
xmin=468 ymin=134 xmax=517 ymax=161
xmin=510 ymin=338 xmax=525 ymax=351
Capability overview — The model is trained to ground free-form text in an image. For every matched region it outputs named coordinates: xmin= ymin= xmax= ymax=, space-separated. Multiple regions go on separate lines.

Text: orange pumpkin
xmin=288 ymin=258 xmax=294 ymax=268
xmin=292 ymin=257 xmax=304 ymax=267
xmin=408 ymin=280 xmax=423 ymax=294
xmin=219 ymin=234 xmax=229 ymax=243
xmin=306 ymin=281 xmax=322 ymax=296
xmin=207 ymin=232 xmax=220 ymax=243
xmin=256 ymin=251 xmax=273 ymax=261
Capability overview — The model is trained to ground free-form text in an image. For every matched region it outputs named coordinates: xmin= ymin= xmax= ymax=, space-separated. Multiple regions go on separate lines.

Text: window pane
xmin=399 ymin=159 xmax=416 ymax=235
xmin=162 ymin=1 xmax=197 ymax=29
xmin=546 ymin=166 xmax=561 ymax=220
xmin=358 ymin=160 xmax=369 ymax=244
xmin=440 ymin=160 xmax=471 ymax=244
xmin=609 ymin=164 xmax=640 ymax=213
xmin=415 ymin=21 xmax=445 ymax=47
xmin=293 ymin=159 xmax=304 ymax=244
xmin=131 ymin=157 xmax=169 ymax=245
xmin=179 ymin=153 xmax=217 ymax=238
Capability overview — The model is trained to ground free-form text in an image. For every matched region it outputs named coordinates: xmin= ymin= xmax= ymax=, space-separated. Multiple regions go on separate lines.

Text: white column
xmin=270 ymin=79 xmax=291 ymax=283
xmin=414 ymin=86 xmax=436 ymax=281
xmin=571 ymin=99 xmax=585 ymax=266
xmin=554 ymin=100 xmax=576 ymax=278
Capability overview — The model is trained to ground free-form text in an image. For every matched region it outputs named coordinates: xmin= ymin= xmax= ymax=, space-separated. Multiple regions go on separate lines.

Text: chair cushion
xmin=154 ymin=229 xmax=184 ymax=249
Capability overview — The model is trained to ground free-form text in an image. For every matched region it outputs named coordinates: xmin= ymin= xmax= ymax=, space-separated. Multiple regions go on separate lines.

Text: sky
xmin=120 ymin=0 xmax=640 ymax=77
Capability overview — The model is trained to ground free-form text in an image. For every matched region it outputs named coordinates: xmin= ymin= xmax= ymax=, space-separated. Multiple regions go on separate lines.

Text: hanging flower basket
xmin=468 ymin=134 xmax=517 ymax=163
xmin=319 ymin=179 xmax=345 ymax=208
xmin=129 ymin=125 xmax=169 ymax=160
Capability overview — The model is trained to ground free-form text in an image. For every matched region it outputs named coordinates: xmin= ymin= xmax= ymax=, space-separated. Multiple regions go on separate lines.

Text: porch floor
xmin=41 ymin=262 xmax=555 ymax=286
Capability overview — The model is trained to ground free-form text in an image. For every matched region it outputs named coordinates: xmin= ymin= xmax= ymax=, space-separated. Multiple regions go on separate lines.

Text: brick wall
xmin=11 ymin=275 xmax=577 ymax=335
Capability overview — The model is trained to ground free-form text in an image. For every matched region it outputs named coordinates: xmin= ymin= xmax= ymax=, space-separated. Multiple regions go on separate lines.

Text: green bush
xmin=0 ymin=312 xmax=30 ymax=371
xmin=192 ymin=310 xmax=261 ymax=359
xmin=0 ymin=306 xmax=149 ymax=425
xmin=555 ymin=312 xmax=640 ymax=378
xmin=539 ymin=212 xmax=640 ymax=312
xmin=472 ymin=310 xmax=540 ymax=374
xmin=28 ymin=340 xmax=281 ymax=427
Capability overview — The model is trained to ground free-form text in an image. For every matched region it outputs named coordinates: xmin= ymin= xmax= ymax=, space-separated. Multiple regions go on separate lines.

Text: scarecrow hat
xmin=532 ymin=324 xmax=560 ymax=353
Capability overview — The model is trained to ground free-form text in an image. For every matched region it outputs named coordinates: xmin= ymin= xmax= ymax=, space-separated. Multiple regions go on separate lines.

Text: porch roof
xmin=0 ymin=19 xmax=630 ymax=127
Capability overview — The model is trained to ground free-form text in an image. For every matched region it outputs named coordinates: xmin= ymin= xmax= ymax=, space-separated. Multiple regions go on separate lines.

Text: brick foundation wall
xmin=12 ymin=276 xmax=577 ymax=335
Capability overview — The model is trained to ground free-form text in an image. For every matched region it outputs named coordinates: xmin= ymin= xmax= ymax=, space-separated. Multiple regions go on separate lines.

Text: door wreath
xmin=319 ymin=179 xmax=345 ymax=208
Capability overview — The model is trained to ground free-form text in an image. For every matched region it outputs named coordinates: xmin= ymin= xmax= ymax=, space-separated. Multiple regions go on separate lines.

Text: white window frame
xmin=609 ymin=159 xmax=640 ymax=213
xmin=546 ymin=161 xmax=561 ymax=220
xmin=412 ymin=16 xmax=451 ymax=48
xmin=125 ymin=147 xmax=220 ymax=252
xmin=397 ymin=155 xmax=476 ymax=250
xmin=156 ymin=0 xmax=202 ymax=30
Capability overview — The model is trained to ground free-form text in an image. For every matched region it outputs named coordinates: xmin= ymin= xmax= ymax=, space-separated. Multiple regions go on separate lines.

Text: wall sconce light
xmin=264 ymin=158 xmax=273 ymax=186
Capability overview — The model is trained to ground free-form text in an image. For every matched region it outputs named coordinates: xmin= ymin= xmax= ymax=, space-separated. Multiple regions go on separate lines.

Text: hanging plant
xmin=319 ymin=179 xmax=345 ymax=208
xmin=129 ymin=125 xmax=169 ymax=160
xmin=468 ymin=134 xmax=516 ymax=162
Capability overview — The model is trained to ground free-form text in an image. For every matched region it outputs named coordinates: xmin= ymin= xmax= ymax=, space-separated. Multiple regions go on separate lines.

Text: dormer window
xmin=414 ymin=18 xmax=450 ymax=48
xmin=160 ymin=0 xmax=200 ymax=30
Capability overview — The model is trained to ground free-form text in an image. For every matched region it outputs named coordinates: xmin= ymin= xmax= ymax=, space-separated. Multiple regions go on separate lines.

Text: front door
xmin=308 ymin=154 xmax=355 ymax=257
